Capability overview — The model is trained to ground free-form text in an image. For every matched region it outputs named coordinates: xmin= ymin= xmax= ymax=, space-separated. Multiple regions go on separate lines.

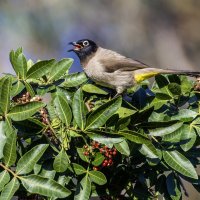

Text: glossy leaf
xmin=0 ymin=121 xmax=7 ymax=159
xmin=89 ymin=170 xmax=107 ymax=185
xmin=11 ymin=80 xmax=25 ymax=97
xmin=21 ymin=174 xmax=71 ymax=198
xmin=8 ymin=102 xmax=45 ymax=121
xmin=71 ymin=163 xmax=86 ymax=175
xmin=86 ymin=97 xmax=122 ymax=130
xmin=72 ymin=88 xmax=86 ymax=130
xmin=149 ymin=122 xmax=183 ymax=136
xmin=168 ymin=83 xmax=181 ymax=95
xmin=53 ymin=149 xmax=70 ymax=173
xmin=171 ymin=109 xmax=198 ymax=122
xmin=163 ymin=150 xmax=198 ymax=179
xmin=0 ymin=178 xmax=19 ymax=200
xmin=10 ymin=48 xmax=27 ymax=79
xmin=92 ymin=152 xmax=105 ymax=166
xmin=119 ymin=130 xmax=150 ymax=145
xmin=61 ymin=72 xmax=88 ymax=87
xmin=0 ymin=76 xmax=12 ymax=114
xmin=26 ymin=59 xmax=56 ymax=79
xmin=48 ymin=58 xmax=73 ymax=82
xmin=139 ymin=144 xmax=161 ymax=165
xmin=180 ymin=125 xmax=196 ymax=151
xmin=87 ymin=133 xmax=124 ymax=146
xmin=3 ymin=130 xmax=17 ymax=167
xmin=82 ymin=84 xmax=108 ymax=95
xmin=16 ymin=144 xmax=49 ymax=175
xmin=115 ymin=140 xmax=130 ymax=156
xmin=54 ymin=95 xmax=72 ymax=127
xmin=77 ymin=148 xmax=90 ymax=163
xmin=74 ymin=174 xmax=91 ymax=200
xmin=0 ymin=170 xmax=10 ymax=192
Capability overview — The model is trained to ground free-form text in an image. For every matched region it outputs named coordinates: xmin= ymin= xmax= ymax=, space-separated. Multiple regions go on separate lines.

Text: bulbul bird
xmin=68 ymin=39 xmax=200 ymax=96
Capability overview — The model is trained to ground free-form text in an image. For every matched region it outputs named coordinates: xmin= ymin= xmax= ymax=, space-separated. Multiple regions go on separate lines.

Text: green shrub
xmin=0 ymin=48 xmax=199 ymax=199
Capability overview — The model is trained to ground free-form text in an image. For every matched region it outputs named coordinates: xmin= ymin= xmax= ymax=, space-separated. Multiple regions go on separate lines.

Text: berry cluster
xmin=40 ymin=108 xmax=49 ymax=125
xmin=13 ymin=92 xmax=42 ymax=104
xmin=83 ymin=141 xmax=117 ymax=171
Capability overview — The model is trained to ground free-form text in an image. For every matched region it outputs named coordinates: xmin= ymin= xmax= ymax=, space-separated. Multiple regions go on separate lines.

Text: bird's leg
xmin=113 ymin=86 xmax=125 ymax=98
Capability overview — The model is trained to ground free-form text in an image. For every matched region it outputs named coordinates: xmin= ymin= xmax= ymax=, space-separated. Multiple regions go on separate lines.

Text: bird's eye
xmin=83 ymin=40 xmax=89 ymax=46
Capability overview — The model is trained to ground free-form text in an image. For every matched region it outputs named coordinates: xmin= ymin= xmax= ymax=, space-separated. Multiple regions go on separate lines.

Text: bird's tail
xmin=133 ymin=68 xmax=200 ymax=83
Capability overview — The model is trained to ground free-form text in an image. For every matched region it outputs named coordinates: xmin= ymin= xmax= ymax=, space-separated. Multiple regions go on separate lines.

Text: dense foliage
xmin=0 ymin=48 xmax=199 ymax=199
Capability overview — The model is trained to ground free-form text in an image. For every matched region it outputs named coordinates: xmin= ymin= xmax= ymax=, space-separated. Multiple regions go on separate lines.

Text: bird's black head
xmin=68 ymin=39 xmax=98 ymax=61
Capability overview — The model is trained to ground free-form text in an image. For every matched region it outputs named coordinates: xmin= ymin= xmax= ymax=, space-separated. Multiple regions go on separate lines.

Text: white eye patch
xmin=83 ymin=40 xmax=89 ymax=46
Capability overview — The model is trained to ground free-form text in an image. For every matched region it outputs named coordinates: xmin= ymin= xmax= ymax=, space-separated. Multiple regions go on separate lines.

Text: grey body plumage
xmin=69 ymin=39 xmax=200 ymax=95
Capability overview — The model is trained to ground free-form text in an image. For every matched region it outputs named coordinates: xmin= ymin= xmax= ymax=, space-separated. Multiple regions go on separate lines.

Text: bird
xmin=68 ymin=39 xmax=200 ymax=96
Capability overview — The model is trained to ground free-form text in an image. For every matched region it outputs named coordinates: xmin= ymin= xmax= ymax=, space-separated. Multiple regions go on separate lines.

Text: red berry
xmin=108 ymin=155 xmax=112 ymax=158
xmin=84 ymin=151 xmax=89 ymax=156
xmin=113 ymin=151 xmax=117 ymax=156
xmin=104 ymin=159 xmax=108 ymax=164
xmin=108 ymin=159 xmax=113 ymax=164
xmin=105 ymin=153 xmax=109 ymax=157
xmin=102 ymin=162 xmax=107 ymax=167
xmin=93 ymin=166 xmax=99 ymax=171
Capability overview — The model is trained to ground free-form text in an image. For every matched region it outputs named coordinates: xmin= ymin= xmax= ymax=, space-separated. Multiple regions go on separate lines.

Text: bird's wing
xmin=98 ymin=48 xmax=149 ymax=73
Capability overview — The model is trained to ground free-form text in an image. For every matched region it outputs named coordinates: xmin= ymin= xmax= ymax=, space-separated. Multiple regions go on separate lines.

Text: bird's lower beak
xmin=68 ymin=42 xmax=82 ymax=52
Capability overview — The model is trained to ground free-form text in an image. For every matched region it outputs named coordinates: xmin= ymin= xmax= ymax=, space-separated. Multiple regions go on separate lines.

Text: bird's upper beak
xmin=68 ymin=42 xmax=83 ymax=52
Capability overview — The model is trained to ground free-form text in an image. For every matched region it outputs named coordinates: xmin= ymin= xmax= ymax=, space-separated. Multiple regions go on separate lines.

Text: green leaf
xmin=71 ymin=163 xmax=86 ymax=175
xmin=139 ymin=144 xmax=161 ymax=165
xmin=40 ymin=169 xmax=56 ymax=180
xmin=0 ymin=177 xmax=19 ymax=200
xmin=86 ymin=97 xmax=122 ymax=130
xmin=149 ymin=122 xmax=183 ymax=136
xmin=16 ymin=144 xmax=49 ymax=175
xmin=114 ymin=140 xmax=130 ymax=156
xmin=162 ymin=125 xmax=183 ymax=143
xmin=171 ymin=109 xmax=198 ymax=122
xmin=0 ymin=121 xmax=7 ymax=159
xmin=77 ymin=148 xmax=90 ymax=163
xmin=10 ymin=48 xmax=27 ymax=79
xmin=82 ymin=84 xmax=108 ymax=95
xmin=0 ymin=76 xmax=12 ymax=114
xmin=53 ymin=149 xmax=70 ymax=173
xmin=168 ymin=83 xmax=181 ymax=95
xmin=54 ymin=95 xmax=72 ymax=127
xmin=180 ymin=125 xmax=196 ymax=152
xmin=21 ymin=174 xmax=71 ymax=198
xmin=89 ymin=170 xmax=107 ymax=185
xmin=48 ymin=58 xmax=73 ymax=82
xmin=163 ymin=150 xmax=198 ymax=179
xmin=24 ymin=81 xmax=35 ymax=97
xmin=72 ymin=88 xmax=86 ymax=130
xmin=166 ymin=173 xmax=181 ymax=200
xmin=87 ymin=133 xmax=124 ymax=146
xmin=61 ymin=72 xmax=88 ymax=87
xmin=11 ymin=80 xmax=25 ymax=97
xmin=150 ymin=98 xmax=168 ymax=110
xmin=116 ymin=107 xmax=137 ymax=118
xmin=26 ymin=59 xmax=56 ymax=79
xmin=8 ymin=102 xmax=45 ymax=121
xmin=74 ymin=174 xmax=91 ymax=200
xmin=0 ymin=171 xmax=10 ymax=191
xmin=92 ymin=152 xmax=105 ymax=166
xmin=119 ymin=130 xmax=150 ymax=145
xmin=155 ymin=75 xmax=169 ymax=88
xmin=3 ymin=130 xmax=17 ymax=167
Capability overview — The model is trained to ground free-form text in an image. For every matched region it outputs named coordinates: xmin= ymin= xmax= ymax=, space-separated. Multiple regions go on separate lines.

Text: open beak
xmin=68 ymin=42 xmax=82 ymax=52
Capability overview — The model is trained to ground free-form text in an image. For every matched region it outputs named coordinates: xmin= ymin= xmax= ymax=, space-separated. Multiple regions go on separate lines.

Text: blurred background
xmin=0 ymin=0 xmax=199 ymax=198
